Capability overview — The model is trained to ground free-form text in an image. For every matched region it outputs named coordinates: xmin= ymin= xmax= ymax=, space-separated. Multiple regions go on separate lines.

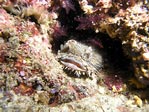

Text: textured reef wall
xmin=0 ymin=0 xmax=149 ymax=112
xmin=77 ymin=0 xmax=149 ymax=85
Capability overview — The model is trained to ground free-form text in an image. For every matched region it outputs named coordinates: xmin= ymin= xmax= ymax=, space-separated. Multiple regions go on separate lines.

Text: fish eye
xmin=61 ymin=46 xmax=69 ymax=53
xmin=84 ymin=52 xmax=91 ymax=59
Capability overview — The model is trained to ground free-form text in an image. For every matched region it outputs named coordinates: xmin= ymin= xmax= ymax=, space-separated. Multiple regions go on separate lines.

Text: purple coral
xmin=61 ymin=0 xmax=75 ymax=14
xmin=50 ymin=0 xmax=75 ymax=14
xmin=75 ymin=14 xmax=105 ymax=30
xmin=52 ymin=24 xmax=67 ymax=38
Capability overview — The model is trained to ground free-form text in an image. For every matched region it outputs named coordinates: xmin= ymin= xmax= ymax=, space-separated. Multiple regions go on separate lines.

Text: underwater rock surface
xmin=78 ymin=0 xmax=149 ymax=85
xmin=0 ymin=0 xmax=149 ymax=111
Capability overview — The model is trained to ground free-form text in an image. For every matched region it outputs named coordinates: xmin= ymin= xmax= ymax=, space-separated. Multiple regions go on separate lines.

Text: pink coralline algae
xmin=104 ymin=75 xmax=125 ymax=92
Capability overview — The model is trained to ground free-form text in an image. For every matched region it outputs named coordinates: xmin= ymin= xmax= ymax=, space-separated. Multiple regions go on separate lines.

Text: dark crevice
xmin=99 ymin=34 xmax=132 ymax=72
xmin=51 ymin=0 xmax=84 ymax=52
xmin=27 ymin=15 xmax=39 ymax=25
xmin=51 ymin=0 xmax=132 ymax=74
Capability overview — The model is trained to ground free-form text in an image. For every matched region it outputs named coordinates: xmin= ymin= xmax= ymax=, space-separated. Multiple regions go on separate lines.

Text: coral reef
xmin=0 ymin=0 xmax=149 ymax=111
xmin=78 ymin=0 xmax=149 ymax=85
xmin=0 ymin=2 xmax=98 ymax=110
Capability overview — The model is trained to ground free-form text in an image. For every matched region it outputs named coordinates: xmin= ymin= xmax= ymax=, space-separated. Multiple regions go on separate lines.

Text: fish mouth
xmin=59 ymin=57 xmax=86 ymax=72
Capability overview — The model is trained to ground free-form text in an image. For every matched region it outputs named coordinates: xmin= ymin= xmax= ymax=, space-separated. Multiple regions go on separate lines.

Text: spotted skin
xmin=57 ymin=39 xmax=103 ymax=78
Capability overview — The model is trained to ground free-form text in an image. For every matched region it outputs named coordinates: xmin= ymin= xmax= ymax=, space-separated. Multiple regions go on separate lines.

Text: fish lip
xmin=59 ymin=57 xmax=86 ymax=72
